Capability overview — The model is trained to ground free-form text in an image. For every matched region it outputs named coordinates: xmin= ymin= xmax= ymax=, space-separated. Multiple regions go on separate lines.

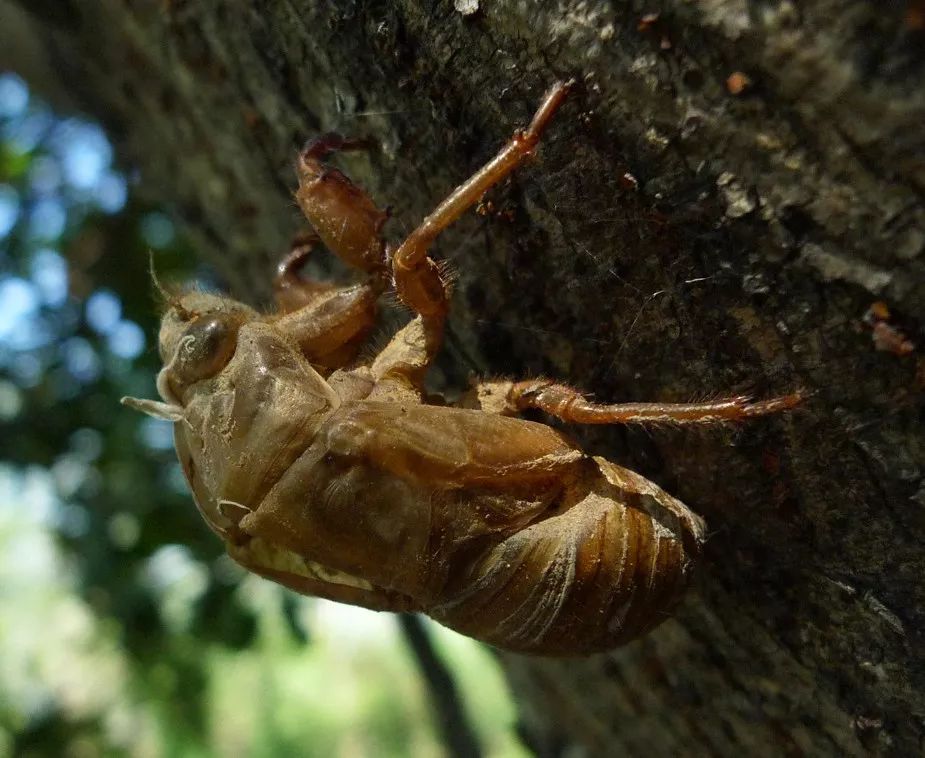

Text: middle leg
xmin=389 ymin=80 xmax=575 ymax=370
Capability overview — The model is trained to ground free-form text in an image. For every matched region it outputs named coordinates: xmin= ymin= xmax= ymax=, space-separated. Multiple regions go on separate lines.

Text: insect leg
xmin=295 ymin=133 xmax=390 ymax=279
xmin=322 ymin=401 xmax=583 ymax=488
xmin=365 ymin=316 xmax=433 ymax=395
xmin=485 ymin=378 xmax=802 ymax=424
xmin=389 ymin=80 xmax=574 ymax=361
xmin=272 ymin=235 xmax=383 ymax=372
xmin=273 ymin=233 xmax=338 ymax=313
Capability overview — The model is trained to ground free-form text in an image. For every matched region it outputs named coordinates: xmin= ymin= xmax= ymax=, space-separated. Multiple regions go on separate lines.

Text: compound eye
xmin=173 ymin=315 xmax=238 ymax=384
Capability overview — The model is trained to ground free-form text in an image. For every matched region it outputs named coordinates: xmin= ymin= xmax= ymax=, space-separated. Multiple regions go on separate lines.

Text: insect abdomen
xmin=429 ymin=458 xmax=705 ymax=655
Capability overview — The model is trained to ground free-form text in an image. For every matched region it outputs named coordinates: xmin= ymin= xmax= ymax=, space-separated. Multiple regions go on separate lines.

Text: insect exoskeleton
xmin=124 ymin=81 xmax=798 ymax=655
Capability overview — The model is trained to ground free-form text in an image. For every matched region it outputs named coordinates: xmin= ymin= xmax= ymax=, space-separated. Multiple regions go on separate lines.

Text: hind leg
xmin=507 ymin=379 xmax=804 ymax=424
xmin=468 ymin=378 xmax=803 ymax=425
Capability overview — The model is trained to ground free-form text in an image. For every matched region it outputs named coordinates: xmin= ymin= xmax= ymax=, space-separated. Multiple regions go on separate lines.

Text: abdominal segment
xmin=428 ymin=458 xmax=705 ymax=655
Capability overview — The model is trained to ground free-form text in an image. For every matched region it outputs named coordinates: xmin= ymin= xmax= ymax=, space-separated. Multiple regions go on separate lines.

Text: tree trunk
xmin=5 ymin=0 xmax=923 ymax=754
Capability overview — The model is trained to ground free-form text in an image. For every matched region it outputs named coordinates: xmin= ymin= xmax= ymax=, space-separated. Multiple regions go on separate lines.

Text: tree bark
xmin=5 ymin=0 xmax=923 ymax=754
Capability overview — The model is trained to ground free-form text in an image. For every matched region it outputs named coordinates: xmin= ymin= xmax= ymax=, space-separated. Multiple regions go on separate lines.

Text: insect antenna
xmin=148 ymin=251 xmax=197 ymax=321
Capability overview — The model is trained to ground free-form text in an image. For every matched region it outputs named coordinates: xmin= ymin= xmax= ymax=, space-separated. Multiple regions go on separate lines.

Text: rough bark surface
xmin=4 ymin=0 xmax=923 ymax=755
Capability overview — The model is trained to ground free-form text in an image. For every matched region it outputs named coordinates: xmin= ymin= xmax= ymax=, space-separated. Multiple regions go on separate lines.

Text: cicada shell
xmin=124 ymin=81 xmax=797 ymax=655
xmin=125 ymin=293 xmax=704 ymax=654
